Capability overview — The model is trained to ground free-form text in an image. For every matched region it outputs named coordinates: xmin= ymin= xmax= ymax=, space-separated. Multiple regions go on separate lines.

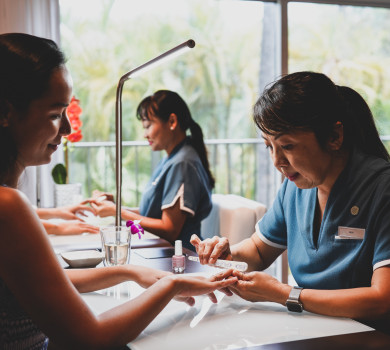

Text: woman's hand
xmin=190 ymin=234 xmax=232 ymax=265
xmin=90 ymin=200 xmax=116 ymax=217
xmin=51 ymin=220 xmax=100 ymax=235
xmin=60 ymin=200 xmax=97 ymax=220
xmin=169 ymin=269 xmax=237 ymax=306
xmin=92 ymin=189 xmax=115 ymax=203
xmin=226 ymin=270 xmax=289 ymax=304
xmin=129 ymin=265 xmax=172 ymax=289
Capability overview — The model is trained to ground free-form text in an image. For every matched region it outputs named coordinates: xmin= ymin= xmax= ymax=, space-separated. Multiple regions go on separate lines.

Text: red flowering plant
xmin=51 ymin=96 xmax=83 ymax=184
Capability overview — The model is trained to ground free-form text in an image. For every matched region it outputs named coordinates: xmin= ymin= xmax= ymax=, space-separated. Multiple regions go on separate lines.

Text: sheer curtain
xmin=0 ymin=0 xmax=62 ymax=207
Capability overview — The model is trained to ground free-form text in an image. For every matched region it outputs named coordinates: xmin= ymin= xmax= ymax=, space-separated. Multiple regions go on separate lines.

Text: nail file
xmin=188 ymin=256 xmax=248 ymax=272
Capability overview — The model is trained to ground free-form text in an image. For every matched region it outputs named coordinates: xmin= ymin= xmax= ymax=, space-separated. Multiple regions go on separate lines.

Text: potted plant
xmin=52 ymin=96 xmax=84 ymax=207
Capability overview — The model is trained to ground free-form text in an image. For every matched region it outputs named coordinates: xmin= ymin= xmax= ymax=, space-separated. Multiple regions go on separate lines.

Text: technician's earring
xmin=170 ymin=127 xmax=174 ymax=131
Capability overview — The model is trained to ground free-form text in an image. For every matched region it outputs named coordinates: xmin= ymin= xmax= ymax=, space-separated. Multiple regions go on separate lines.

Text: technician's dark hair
xmin=253 ymin=71 xmax=389 ymax=161
xmin=136 ymin=90 xmax=215 ymax=188
xmin=0 ymin=33 xmax=66 ymax=182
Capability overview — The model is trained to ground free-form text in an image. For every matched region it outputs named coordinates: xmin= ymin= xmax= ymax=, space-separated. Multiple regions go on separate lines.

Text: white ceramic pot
xmin=54 ymin=183 xmax=82 ymax=207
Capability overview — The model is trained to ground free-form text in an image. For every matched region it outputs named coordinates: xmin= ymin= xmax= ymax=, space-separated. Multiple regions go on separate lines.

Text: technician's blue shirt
xmin=257 ymin=149 xmax=390 ymax=289
xmin=139 ymin=139 xmax=212 ymax=250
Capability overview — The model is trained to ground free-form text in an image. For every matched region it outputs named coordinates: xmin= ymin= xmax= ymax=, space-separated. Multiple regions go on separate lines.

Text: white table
xmin=49 ymin=230 xmax=162 ymax=254
xmin=82 ymin=271 xmax=373 ymax=350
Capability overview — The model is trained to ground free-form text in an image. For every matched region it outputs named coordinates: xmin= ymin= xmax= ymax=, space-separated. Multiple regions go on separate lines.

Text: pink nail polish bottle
xmin=172 ymin=240 xmax=185 ymax=274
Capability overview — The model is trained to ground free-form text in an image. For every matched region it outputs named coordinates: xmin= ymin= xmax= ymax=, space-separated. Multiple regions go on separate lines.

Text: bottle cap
xmin=174 ymin=240 xmax=183 ymax=256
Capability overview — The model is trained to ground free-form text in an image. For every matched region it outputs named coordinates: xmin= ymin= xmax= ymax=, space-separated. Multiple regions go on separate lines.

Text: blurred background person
xmin=93 ymin=90 xmax=215 ymax=250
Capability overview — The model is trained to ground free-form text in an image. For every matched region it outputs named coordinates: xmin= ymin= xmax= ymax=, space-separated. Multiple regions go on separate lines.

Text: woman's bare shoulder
xmin=0 ymin=187 xmax=33 ymax=220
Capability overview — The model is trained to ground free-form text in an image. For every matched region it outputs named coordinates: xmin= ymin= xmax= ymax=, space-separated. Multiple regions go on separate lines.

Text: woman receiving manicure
xmin=0 ymin=33 xmax=237 ymax=349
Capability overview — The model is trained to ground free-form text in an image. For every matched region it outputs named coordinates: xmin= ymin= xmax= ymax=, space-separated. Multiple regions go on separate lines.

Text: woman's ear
xmin=168 ymin=113 xmax=178 ymax=131
xmin=0 ymin=101 xmax=11 ymax=127
xmin=328 ymin=121 xmax=344 ymax=151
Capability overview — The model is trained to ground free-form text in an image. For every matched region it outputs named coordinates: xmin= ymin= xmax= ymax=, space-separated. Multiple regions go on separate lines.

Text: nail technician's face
xmin=263 ymin=130 xmax=336 ymax=190
xmin=142 ymin=113 xmax=172 ymax=152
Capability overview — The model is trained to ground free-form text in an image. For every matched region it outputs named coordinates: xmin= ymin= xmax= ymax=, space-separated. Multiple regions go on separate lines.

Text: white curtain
xmin=0 ymin=0 xmax=62 ymax=207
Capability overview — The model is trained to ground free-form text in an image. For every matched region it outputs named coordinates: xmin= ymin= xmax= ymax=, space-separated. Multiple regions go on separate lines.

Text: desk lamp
xmin=114 ymin=39 xmax=196 ymax=226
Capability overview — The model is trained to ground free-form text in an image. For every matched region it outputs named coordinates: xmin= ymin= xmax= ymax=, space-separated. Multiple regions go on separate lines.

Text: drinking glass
xmin=100 ymin=226 xmax=131 ymax=266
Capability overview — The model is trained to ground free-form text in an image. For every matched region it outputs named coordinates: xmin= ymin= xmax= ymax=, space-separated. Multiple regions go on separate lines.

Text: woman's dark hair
xmin=0 ymin=33 xmax=66 ymax=182
xmin=253 ymin=71 xmax=389 ymax=161
xmin=336 ymin=85 xmax=389 ymax=161
xmin=136 ymin=90 xmax=215 ymax=188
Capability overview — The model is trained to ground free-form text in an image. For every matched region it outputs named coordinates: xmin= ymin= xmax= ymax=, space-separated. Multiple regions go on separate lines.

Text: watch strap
xmin=286 ymin=286 xmax=303 ymax=312
xmin=288 ymin=286 xmax=303 ymax=301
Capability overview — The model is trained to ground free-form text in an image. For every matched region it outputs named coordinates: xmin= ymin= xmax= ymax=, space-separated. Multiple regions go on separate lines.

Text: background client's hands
xmin=53 ymin=220 xmax=100 ymax=235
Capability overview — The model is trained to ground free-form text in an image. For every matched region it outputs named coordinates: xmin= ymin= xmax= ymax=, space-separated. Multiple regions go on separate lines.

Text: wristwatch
xmin=286 ymin=286 xmax=303 ymax=312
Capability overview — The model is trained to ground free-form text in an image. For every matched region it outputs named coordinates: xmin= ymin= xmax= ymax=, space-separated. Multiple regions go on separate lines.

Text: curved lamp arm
xmin=115 ymin=39 xmax=195 ymax=226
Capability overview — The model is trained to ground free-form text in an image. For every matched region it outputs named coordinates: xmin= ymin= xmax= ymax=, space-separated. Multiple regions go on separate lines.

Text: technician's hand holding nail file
xmin=188 ymin=256 xmax=248 ymax=272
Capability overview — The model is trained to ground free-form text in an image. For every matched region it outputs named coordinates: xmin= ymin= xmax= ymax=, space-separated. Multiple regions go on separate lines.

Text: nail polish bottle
xmin=172 ymin=240 xmax=185 ymax=274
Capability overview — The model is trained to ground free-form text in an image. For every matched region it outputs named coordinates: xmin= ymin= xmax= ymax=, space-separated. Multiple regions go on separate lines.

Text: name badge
xmin=336 ymin=226 xmax=365 ymax=240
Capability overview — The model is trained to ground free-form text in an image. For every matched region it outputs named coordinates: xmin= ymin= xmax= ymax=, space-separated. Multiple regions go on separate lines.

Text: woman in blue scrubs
xmin=93 ymin=90 xmax=214 ymax=250
xmin=191 ymin=71 xmax=390 ymax=329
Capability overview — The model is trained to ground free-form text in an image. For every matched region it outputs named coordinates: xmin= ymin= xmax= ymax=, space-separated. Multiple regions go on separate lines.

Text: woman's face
xmin=262 ymin=130 xmax=338 ymax=191
xmin=142 ymin=113 xmax=172 ymax=152
xmin=10 ymin=66 xmax=72 ymax=167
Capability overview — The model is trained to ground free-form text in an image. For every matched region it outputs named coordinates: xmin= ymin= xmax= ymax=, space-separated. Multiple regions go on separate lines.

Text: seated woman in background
xmin=93 ymin=90 xmax=215 ymax=250
xmin=192 ymin=71 xmax=390 ymax=331
xmin=0 ymin=32 xmax=236 ymax=349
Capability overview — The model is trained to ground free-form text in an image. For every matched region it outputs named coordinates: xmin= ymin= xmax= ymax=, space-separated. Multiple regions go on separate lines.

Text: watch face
xmin=286 ymin=301 xmax=303 ymax=313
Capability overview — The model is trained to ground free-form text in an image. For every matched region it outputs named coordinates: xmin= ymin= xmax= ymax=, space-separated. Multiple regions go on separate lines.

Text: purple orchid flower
xmin=126 ymin=220 xmax=144 ymax=239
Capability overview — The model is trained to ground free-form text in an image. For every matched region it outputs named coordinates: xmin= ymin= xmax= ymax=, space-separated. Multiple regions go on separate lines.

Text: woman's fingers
xmin=210 ymin=268 xmax=234 ymax=282
xmin=207 ymin=292 xmax=217 ymax=303
xmin=202 ymin=236 xmax=220 ymax=264
xmin=174 ymin=295 xmax=195 ymax=306
xmin=211 ymin=270 xmax=238 ymax=291
xmin=218 ymin=287 xmax=233 ymax=296
xmin=190 ymin=234 xmax=201 ymax=249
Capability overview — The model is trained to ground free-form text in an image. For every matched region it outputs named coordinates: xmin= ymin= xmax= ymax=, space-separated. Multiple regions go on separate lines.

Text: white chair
xmin=201 ymin=194 xmax=267 ymax=245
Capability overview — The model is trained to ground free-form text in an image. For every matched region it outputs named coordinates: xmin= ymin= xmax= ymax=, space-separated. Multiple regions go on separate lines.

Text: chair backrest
xmin=201 ymin=194 xmax=267 ymax=244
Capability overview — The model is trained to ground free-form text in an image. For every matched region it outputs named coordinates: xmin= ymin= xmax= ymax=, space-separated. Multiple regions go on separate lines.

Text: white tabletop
xmin=81 ymin=273 xmax=372 ymax=350
xmin=47 ymin=214 xmax=160 ymax=254
xmin=49 ymin=230 xmax=159 ymax=254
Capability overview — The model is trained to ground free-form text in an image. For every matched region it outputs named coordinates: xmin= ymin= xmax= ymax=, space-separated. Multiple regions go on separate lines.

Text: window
xmin=59 ymin=0 xmax=272 ymax=205
xmin=289 ymin=2 xmax=390 ymax=137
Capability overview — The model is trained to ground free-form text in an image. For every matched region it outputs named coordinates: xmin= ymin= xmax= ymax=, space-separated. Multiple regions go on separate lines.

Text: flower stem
xmin=64 ymin=140 xmax=69 ymax=184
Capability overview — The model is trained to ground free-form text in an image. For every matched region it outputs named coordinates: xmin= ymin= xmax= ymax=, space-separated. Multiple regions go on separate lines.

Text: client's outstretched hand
xmin=171 ymin=269 xmax=237 ymax=306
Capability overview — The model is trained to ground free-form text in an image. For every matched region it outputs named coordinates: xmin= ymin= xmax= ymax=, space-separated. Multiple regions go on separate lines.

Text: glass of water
xmin=100 ymin=226 xmax=131 ymax=266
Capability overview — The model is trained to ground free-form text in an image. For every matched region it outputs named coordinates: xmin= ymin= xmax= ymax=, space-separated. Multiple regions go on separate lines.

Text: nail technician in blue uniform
xmin=93 ymin=90 xmax=214 ymax=250
xmin=191 ymin=72 xmax=390 ymax=331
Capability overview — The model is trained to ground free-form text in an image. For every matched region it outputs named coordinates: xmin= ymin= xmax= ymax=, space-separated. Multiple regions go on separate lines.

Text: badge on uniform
xmin=335 ymin=226 xmax=365 ymax=240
